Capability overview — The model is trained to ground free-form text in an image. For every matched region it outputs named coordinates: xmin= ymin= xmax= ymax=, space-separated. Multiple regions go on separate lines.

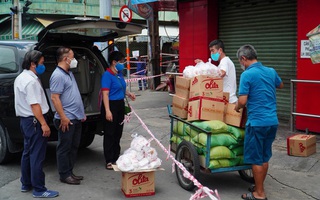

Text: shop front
xmin=178 ymin=0 xmax=320 ymax=132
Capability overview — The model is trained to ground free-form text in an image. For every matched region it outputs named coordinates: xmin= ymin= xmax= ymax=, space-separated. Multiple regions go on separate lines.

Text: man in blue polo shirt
xmin=50 ymin=47 xmax=86 ymax=185
xmin=235 ymin=44 xmax=283 ymax=200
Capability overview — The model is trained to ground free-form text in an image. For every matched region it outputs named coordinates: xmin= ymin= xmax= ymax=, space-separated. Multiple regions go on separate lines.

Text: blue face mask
xmin=35 ymin=64 xmax=46 ymax=75
xmin=115 ymin=63 xmax=125 ymax=72
xmin=211 ymin=52 xmax=220 ymax=61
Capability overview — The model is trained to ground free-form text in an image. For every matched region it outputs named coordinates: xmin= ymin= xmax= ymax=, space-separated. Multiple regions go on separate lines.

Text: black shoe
xmin=71 ymin=173 xmax=84 ymax=180
xmin=60 ymin=176 xmax=80 ymax=185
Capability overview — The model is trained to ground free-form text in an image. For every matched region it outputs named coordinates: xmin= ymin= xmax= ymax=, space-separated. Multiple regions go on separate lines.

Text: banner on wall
xmin=307 ymin=24 xmax=320 ymax=64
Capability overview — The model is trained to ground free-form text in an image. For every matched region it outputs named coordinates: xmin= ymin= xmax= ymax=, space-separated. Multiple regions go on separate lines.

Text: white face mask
xmin=68 ymin=58 xmax=78 ymax=69
xmin=241 ymin=65 xmax=245 ymax=71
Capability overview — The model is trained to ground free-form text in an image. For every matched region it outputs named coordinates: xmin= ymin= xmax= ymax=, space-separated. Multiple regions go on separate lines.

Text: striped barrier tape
xmin=125 ymin=74 xmax=165 ymax=83
xmin=123 ymin=106 xmax=220 ymax=200
xmin=130 ymin=69 xmax=147 ymax=75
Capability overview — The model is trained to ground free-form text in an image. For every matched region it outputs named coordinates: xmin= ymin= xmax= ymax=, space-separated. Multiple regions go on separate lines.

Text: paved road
xmin=0 ymin=89 xmax=319 ymax=200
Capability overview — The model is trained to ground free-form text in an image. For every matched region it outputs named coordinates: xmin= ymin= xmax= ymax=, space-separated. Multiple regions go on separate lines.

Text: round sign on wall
xmin=119 ymin=5 xmax=133 ymax=23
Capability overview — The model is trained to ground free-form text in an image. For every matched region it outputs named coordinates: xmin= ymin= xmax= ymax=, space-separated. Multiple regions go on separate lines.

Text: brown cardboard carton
xmin=172 ymin=95 xmax=189 ymax=119
xmin=121 ymin=171 xmax=155 ymax=197
xmin=175 ymin=76 xmax=190 ymax=99
xmin=187 ymin=97 xmax=224 ymax=121
xmin=224 ymin=103 xmax=247 ymax=128
xmin=287 ymin=134 xmax=316 ymax=157
xmin=189 ymin=75 xmax=223 ymax=99
xmin=113 ymin=165 xmax=164 ymax=198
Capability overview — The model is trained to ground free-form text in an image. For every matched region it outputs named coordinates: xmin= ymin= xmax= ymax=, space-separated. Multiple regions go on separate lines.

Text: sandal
xmin=248 ymin=184 xmax=255 ymax=192
xmin=241 ymin=192 xmax=268 ymax=200
xmin=106 ymin=163 xmax=113 ymax=170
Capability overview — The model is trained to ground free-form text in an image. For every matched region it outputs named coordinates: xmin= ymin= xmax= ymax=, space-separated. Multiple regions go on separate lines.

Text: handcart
xmin=168 ymin=106 xmax=254 ymax=191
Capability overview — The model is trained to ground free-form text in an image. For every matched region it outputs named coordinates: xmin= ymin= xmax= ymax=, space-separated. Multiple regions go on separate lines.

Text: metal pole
xmin=13 ymin=0 xmax=19 ymax=39
xmin=99 ymin=0 xmax=112 ymax=60
xmin=18 ymin=2 xmax=22 ymax=39
xmin=147 ymin=20 xmax=153 ymax=89
xmin=126 ymin=36 xmax=131 ymax=92
xmin=99 ymin=0 xmax=111 ymax=20
xmin=290 ymin=80 xmax=294 ymax=132
xmin=290 ymin=79 xmax=320 ymax=132
xmin=83 ymin=0 xmax=87 ymax=17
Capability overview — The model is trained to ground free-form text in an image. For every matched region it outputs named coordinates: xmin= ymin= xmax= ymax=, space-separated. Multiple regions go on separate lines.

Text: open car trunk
xmin=35 ymin=17 xmax=145 ymax=120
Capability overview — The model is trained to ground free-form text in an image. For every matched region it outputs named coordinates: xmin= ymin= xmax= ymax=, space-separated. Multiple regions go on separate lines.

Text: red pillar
xmin=296 ymin=0 xmax=320 ymax=132
xmin=178 ymin=0 xmax=218 ymax=73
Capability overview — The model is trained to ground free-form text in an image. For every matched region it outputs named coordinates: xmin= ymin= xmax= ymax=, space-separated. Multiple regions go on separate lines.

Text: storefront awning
xmin=35 ymin=17 xmax=56 ymax=27
xmin=0 ymin=20 xmax=44 ymax=40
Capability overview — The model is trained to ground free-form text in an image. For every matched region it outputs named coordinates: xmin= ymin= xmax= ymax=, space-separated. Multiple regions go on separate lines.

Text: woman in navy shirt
xmin=100 ymin=51 xmax=136 ymax=170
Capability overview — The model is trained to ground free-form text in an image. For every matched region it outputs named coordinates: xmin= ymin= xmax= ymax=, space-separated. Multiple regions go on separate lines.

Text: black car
xmin=0 ymin=17 xmax=144 ymax=164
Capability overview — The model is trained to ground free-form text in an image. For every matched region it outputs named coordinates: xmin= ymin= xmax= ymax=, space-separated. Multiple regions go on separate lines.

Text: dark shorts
xmin=243 ymin=124 xmax=278 ymax=165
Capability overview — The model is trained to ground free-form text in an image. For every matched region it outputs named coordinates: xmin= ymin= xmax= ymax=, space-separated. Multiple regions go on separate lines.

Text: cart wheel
xmin=175 ymin=141 xmax=200 ymax=191
xmin=238 ymin=169 xmax=255 ymax=183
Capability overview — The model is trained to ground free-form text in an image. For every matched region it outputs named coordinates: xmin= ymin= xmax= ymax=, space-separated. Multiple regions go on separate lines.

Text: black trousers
xmin=101 ymin=100 xmax=125 ymax=164
xmin=54 ymin=118 xmax=82 ymax=180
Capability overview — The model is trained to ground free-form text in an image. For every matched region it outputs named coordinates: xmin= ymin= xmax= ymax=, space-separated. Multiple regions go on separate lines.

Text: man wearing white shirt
xmin=209 ymin=39 xmax=238 ymax=103
xmin=195 ymin=39 xmax=238 ymax=103
xmin=14 ymin=50 xmax=59 ymax=198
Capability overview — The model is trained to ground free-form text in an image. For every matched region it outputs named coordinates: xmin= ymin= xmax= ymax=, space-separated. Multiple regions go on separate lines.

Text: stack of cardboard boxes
xmin=172 ymin=75 xmax=246 ymax=128
xmin=172 ymin=76 xmax=190 ymax=119
xmin=188 ymin=75 xmax=224 ymax=121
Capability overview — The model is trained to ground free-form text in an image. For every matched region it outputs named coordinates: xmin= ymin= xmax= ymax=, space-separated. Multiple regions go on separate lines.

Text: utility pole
xmin=11 ymin=0 xmax=19 ymax=39
xmin=99 ymin=0 xmax=112 ymax=20
xmin=99 ymin=0 xmax=112 ymax=61
xmin=10 ymin=0 xmax=32 ymax=40
xmin=149 ymin=12 xmax=160 ymax=89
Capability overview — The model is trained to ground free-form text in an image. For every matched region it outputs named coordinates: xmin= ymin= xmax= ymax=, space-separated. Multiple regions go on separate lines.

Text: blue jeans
xmin=54 ymin=118 xmax=82 ymax=180
xmin=138 ymin=75 xmax=147 ymax=90
xmin=20 ymin=116 xmax=48 ymax=192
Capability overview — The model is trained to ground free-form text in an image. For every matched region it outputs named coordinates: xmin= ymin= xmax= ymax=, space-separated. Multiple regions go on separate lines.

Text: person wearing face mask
xmin=100 ymin=51 xmax=136 ymax=170
xmin=195 ymin=39 xmax=238 ymax=103
xmin=14 ymin=50 xmax=59 ymax=198
xmin=235 ymin=45 xmax=283 ymax=200
xmin=50 ymin=47 xmax=86 ymax=185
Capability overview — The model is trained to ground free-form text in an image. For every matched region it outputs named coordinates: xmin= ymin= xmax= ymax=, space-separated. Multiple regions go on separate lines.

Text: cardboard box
xmin=113 ymin=165 xmax=164 ymax=198
xmin=287 ymin=134 xmax=317 ymax=157
xmin=122 ymin=171 xmax=155 ymax=197
xmin=189 ymin=75 xmax=223 ymax=99
xmin=172 ymin=95 xmax=189 ymax=119
xmin=187 ymin=97 xmax=224 ymax=121
xmin=175 ymin=76 xmax=190 ymax=99
xmin=224 ymin=103 xmax=247 ymax=128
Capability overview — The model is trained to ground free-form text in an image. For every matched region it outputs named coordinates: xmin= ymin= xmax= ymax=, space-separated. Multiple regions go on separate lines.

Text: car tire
xmin=79 ymin=132 xmax=95 ymax=148
xmin=0 ymin=124 xmax=11 ymax=164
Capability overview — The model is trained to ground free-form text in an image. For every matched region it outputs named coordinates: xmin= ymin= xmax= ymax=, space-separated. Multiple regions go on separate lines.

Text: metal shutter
xmin=218 ymin=0 xmax=297 ymax=121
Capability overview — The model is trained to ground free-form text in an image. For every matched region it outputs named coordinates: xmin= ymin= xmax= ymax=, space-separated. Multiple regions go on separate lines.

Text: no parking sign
xmin=119 ymin=5 xmax=132 ymax=23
